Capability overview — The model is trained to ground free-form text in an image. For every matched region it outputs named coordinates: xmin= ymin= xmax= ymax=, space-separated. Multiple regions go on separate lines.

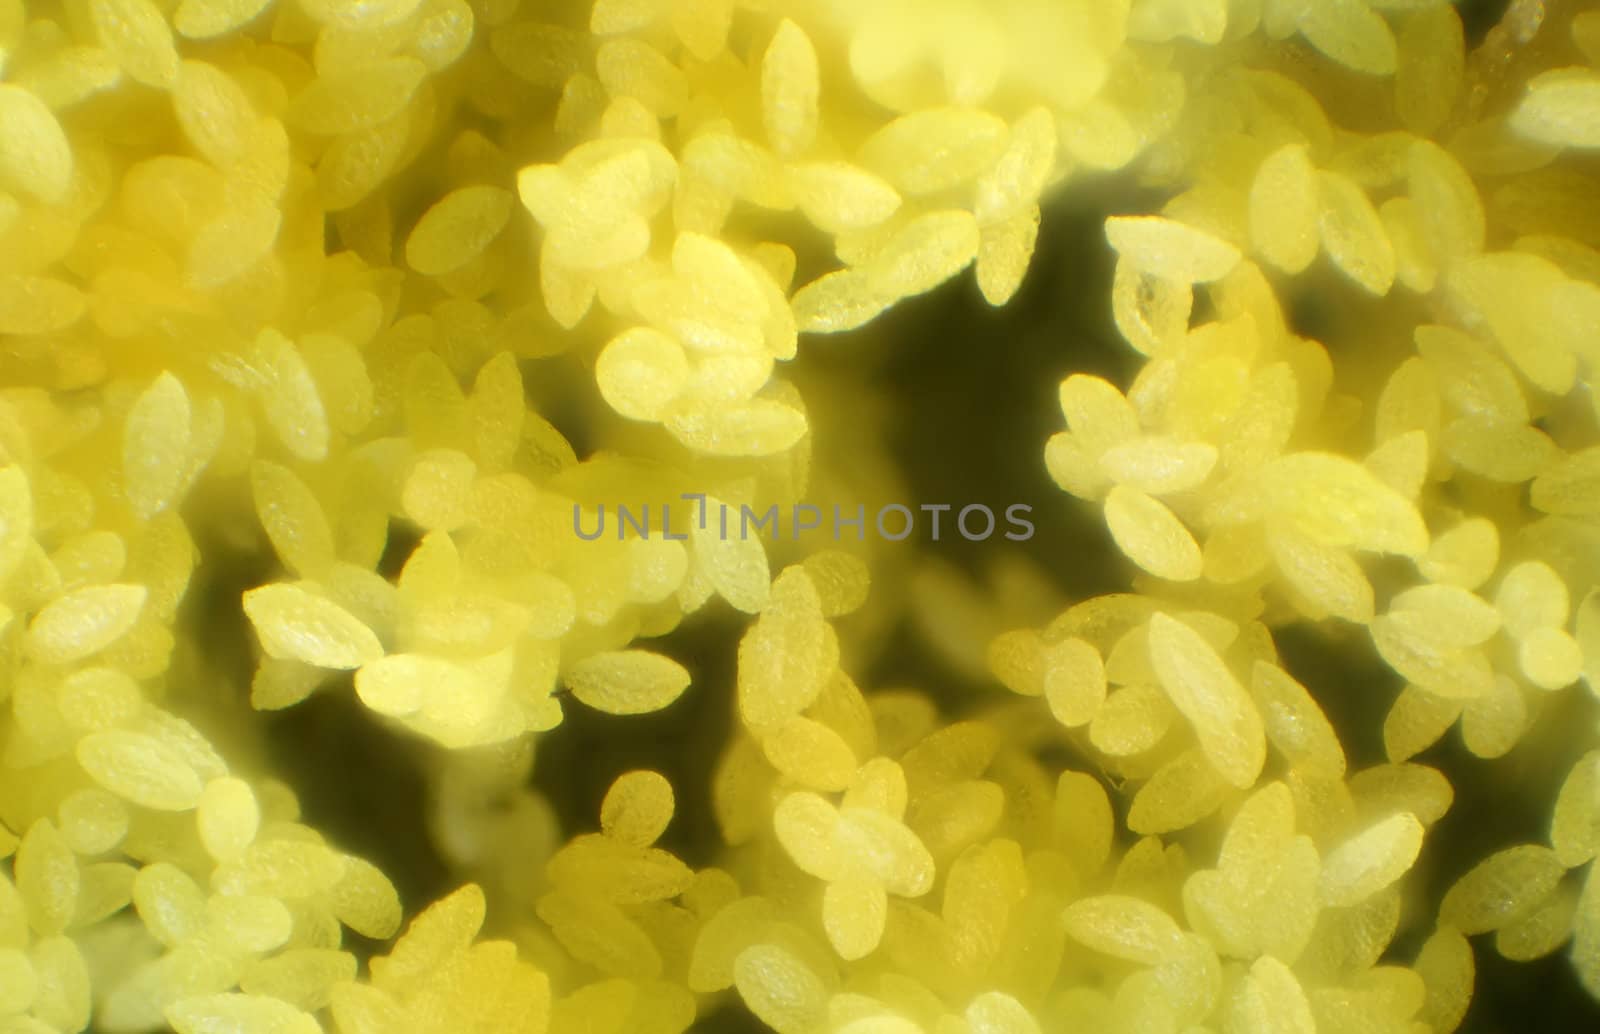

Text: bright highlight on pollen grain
xmin=0 ymin=1 xmax=1599 ymax=1033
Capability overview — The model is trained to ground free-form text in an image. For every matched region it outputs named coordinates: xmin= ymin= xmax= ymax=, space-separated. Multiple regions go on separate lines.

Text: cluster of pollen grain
xmin=0 ymin=1 xmax=1598 ymax=1033
xmin=1003 ymin=0 xmax=1600 ymax=1022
